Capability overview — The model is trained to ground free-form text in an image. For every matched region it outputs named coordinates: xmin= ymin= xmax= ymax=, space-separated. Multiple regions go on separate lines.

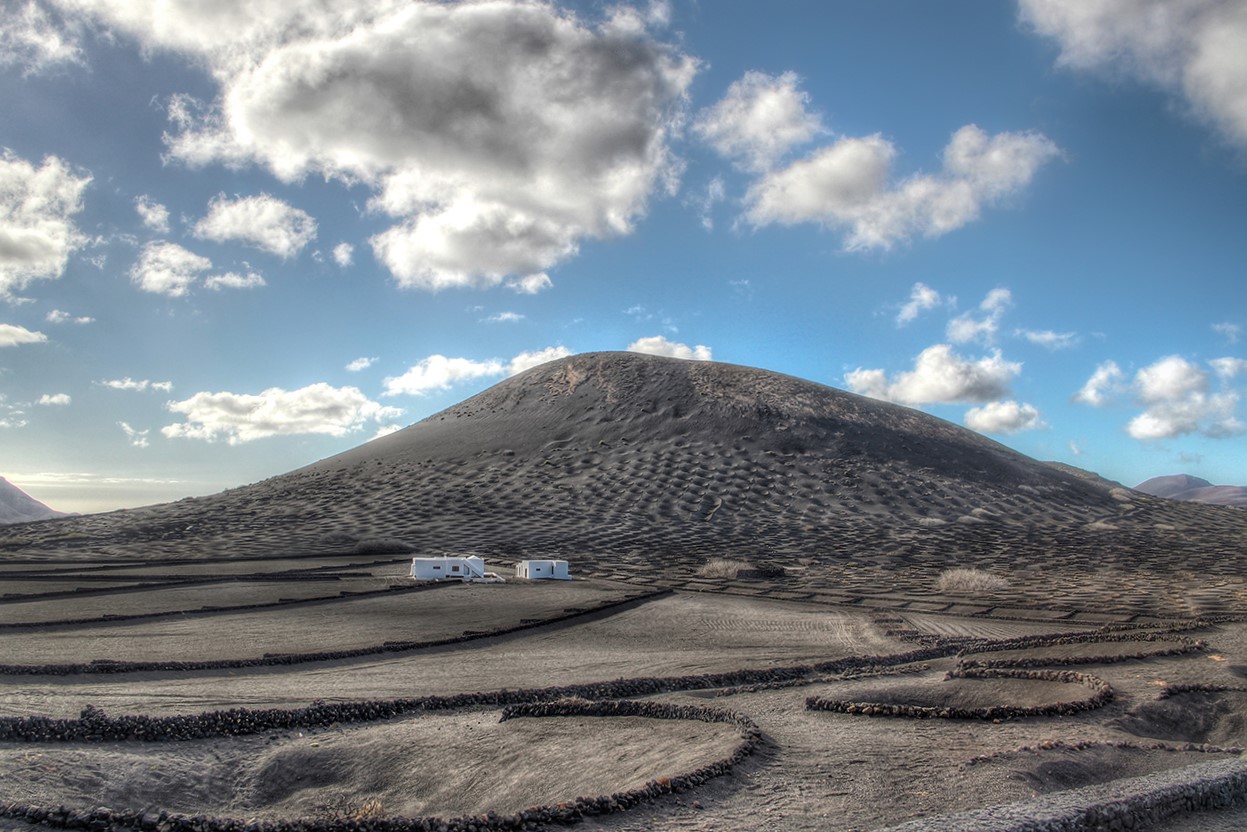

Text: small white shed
xmin=410 ymin=555 xmax=486 ymax=581
xmin=515 ymin=559 xmax=571 ymax=580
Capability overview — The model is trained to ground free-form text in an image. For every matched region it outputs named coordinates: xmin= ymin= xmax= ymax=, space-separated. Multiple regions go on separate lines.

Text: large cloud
xmin=58 ymin=0 xmax=695 ymax=290
xmin=0 ymin=149 xmax=91 ymax=297
xmin=193 ymin=193 xmax=316 ymax=258
xmin=692 ymin=70 xmax=824 ymax=172
xmin=1073 ymin=354 xmax=1245 ymax=440
xmin=163 ymin=383 xmax=404 ymax=444
xmin=1126 ymin=354 xmax=1243 ymax=439
xmin=744 ymin=125 xmax=1060 ymax=250
xmin=845 ymin=344 xmax=1021 ymax=405
xmin=1020 ymin=0 xmax=1247 ymax=149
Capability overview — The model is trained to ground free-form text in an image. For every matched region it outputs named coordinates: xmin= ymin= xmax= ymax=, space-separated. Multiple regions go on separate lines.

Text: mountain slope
xmin=2 ymin=353 xmax=1245 ymax=579
xmin=0 ymin=477 xmax=67 ymax=525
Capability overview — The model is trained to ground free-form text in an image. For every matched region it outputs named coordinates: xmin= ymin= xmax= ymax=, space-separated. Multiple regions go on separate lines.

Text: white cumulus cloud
xmin=134 ymin=195 xmax=171 ymax=234
xmin=627 ymin=335 xmax=712 ymax=361
xmin=0 ymin=149 xmax=91 ymax=297
xmin=845 ymin=343 xmax=1021 ymax=405
xmin=947 ymin=287 xmax=1012 ymax=344
xmin=383 ymin=355 xmax=505 ymax=397
xmin=1074 ymin=360 xmax=1124 ymax=406
xmin=383 ymin=346 xmax=572 ymax=396
xmin=193 ymin=193 xmax=316 ymax=258
xmin=964 ymin=400 xmax=1045 ymax=434
xmin=163 ymin=383 xmax=404 ymax=444
xmin=372 ymin=423 xmax=403 ymax=440
xmin=1078 ymin=354 xmax=1246 ymax=440
xmin=345 ymin=356 xmax=376 ymax=372
xmin=507 ymin=346 xmax=572 ymax=375
xmin=506 ymin=273 xmax=553 ymax=295
xmin=1211 ymin=356 xmax=1247 ymax=379
xmin=0 ymin=1 xmax=83 ymax=74
xmin=694 ymin=70 xmax=824 ymax=172
xmin=745 ymin=125 xmax=1060 ymax=251
xmin=0 ymin=323 xmax=47 ymax=346
xmin=1136 ymin=354 xmax=1208 ymax=403
xmin=130 ymin=242 xmax=257 ymax=295
xmin=37 ymin=392 xmax=71 ymax=406
xmin=332 ymin=242 xmax=353 ymax=267
xmin=896 ymin=282 xmax=944 ymax=326
xmin=59 ymin=1 xmax=694 ymax=291
xmin=45 ymin=308 xmax=93 ymax=324
xmin=1126 ymin=354 xmax=1244 ymax=440
xmin=1020 ymin=0 xmax=1247 ymax=150
xmin=129 ymin=241 xmax=211 ymax=297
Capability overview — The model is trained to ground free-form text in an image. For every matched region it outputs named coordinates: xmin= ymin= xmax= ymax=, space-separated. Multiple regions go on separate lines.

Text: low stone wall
xmin=879 ymin=757 xmax=1247 ymax=831
xmin=963 ymin=739 xmax=1244 ymax=768
xmin=957 ymin=630 xmax=1204 ymax=659
xmin=804 ymin=667 xmax=1114 ymax=721
xmin=0 ymin=699 xmax=762 ymax=832
xmin=951 ymin=631 xmax=1205 ymax=670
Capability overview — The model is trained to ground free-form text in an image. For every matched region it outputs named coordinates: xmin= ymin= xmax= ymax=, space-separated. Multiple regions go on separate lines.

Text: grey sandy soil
xmin=5 ymin=591 xmax=1247 ymax=831
xmin=0 ymin=591 xmax=905 ymax=717
xmin=0 ymin=580 xmax=631 ymax=665
xmin=1 ymin=711 xmax=741 ymax=821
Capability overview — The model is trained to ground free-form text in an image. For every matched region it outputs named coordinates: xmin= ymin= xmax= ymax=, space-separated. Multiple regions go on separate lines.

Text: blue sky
xmin=1 ymin=0 xmax=1245 ymax=514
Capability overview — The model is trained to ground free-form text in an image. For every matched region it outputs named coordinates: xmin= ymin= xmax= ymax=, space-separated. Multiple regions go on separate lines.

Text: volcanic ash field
xmin=3 ymin=352 xmax=1247 ymax=831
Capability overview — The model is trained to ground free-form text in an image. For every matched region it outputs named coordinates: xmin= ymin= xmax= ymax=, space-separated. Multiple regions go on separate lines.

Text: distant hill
xmin=0 ymin=477 xmax=67 ymax=524
xmin=1136 ymin=474 xmax=1247 ymax=508
xmin=3 ymin=353 xmax=1247 ymax=576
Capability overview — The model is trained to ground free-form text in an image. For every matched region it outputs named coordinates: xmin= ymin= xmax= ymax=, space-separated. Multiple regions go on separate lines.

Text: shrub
xmin=697 ymin=557 xmax=750 ymax=579
xmin=314 ymin=796 xmax=385 ymax=821
xmin=937 ymin=567 xmax=1008 ymax=593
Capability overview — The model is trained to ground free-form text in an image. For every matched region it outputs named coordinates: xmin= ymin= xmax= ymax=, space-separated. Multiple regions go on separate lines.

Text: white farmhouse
xmin=410 ymin=555 xmax=486 ymax=581
xmin=515 ymin=559 xmax=571 ymax=580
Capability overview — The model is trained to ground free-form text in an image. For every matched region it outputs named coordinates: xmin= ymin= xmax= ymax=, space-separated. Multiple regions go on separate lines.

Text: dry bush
xmin=698 ymin=557 xmax=751 ymax=579
xmin=314 ymin=796 xmax=385 ymax=821
xmin=937 ymin=567 xmax=1008 ymax=594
